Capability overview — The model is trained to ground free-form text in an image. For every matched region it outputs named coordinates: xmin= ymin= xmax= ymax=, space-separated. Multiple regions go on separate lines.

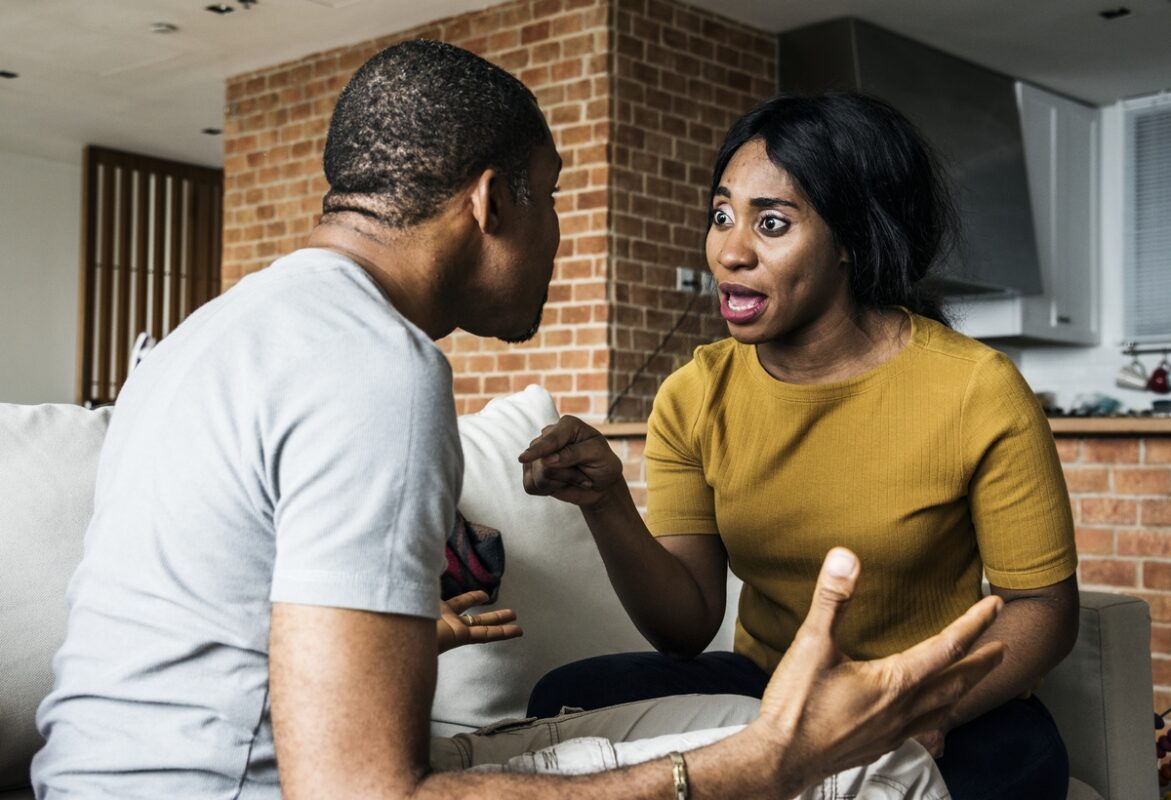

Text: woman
xmin=519 ymin=92 xmax=1078 ymax=800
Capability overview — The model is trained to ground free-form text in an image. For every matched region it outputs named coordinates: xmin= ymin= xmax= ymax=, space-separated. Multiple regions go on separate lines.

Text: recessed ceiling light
xmin=205 ymin=4 xmax=234 ymax=14
xmin=1099 ymin=6 xmax=1131 ymax=19
xmin=151 ymin=22 xmax=179 ymax=34
xmin=0 ymin=70 xmax=18 ymax=80
xmin=202 ymin=128 xmax=223 ymax=136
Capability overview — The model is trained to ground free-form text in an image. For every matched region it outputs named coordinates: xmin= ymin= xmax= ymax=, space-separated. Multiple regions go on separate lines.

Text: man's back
xmin=33 ymin=249 xmax=461 ymax=799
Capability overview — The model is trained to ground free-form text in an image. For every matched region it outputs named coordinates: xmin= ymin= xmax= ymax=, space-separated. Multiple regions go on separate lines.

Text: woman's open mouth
xmin=719 ymin=284 xmax=768 ymax=325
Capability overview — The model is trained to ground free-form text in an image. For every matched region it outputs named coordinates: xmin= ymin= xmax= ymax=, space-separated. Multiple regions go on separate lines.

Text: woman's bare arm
xmin=519 ymin=415 xmax=729 ymax=656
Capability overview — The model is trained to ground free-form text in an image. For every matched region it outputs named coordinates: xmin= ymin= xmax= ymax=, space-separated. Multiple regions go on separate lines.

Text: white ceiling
xmin=1 ymin=0 xmax=1169 ymax=168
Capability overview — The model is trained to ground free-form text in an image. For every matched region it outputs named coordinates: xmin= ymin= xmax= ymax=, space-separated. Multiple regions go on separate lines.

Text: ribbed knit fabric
xmin=645 ymin=311 xmax=1077 ymax=671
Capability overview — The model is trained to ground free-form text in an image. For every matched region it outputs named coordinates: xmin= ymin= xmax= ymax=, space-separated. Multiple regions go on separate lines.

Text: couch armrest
xmin=1035 ymin=590 xmax=1157 ymax=800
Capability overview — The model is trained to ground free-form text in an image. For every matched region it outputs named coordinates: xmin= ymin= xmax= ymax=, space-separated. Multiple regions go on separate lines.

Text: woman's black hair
xmin=709 ymin=92 xmax=958 ymax=326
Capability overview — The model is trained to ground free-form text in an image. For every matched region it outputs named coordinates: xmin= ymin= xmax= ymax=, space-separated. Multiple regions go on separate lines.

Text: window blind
xmin=1125 ymin=100 xmax=1171 ymax=342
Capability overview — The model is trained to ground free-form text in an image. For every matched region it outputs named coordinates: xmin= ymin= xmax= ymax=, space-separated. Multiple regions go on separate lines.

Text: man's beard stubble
xmin=498 ymin=292 xmax=547 ymax=344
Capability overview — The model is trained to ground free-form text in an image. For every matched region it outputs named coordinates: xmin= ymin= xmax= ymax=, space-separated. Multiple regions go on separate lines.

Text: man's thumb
xmin=804 ymin=547 xmax=859 ymax=637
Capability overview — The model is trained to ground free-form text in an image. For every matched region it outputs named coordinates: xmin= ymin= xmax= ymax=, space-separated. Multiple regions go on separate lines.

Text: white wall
xmin=0 ymin=149 xmax=82 ymax=404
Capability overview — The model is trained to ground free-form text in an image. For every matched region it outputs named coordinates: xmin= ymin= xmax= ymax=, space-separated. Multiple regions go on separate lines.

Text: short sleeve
xmin=645 ymin=359 xmax=719 ymax=536
xmin=963 ymin=352 xmax=1077 ymax=589
xmin=267 ymin=329 xmax=459 ymax=618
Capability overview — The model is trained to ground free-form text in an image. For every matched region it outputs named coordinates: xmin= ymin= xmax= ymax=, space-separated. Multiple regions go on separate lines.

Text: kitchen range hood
xmin=778 ymin=19 xmax=1043 ymax=297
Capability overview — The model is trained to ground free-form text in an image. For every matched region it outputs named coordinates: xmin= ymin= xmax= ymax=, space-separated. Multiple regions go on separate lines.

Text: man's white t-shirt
xmin=34 ymin=249 xmax=461 ymax=799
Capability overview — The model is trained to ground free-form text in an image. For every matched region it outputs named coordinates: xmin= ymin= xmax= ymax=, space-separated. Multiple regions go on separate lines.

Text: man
xmin=33 ymin=40 xmax=1002 ymax=799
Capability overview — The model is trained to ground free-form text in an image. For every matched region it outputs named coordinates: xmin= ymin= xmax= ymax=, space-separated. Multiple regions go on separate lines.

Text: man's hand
xmin=518 ymin=416 xmax=624 ymax=506
xmin=437 ymin=590 xmax=522 ymax=654
xmin=748 ymin=548 xmax=1004 ymax=787
xmin=913 ymin=728 xmax=948 ymax=759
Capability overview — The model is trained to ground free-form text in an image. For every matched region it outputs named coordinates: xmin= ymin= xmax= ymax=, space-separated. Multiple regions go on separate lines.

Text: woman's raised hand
xmin=518 ymin=415 xmax=625 ymax=507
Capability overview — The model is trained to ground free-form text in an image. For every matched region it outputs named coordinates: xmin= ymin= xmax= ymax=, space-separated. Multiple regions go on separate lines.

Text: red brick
xmin=1074 ymin=527 xmax=1115 ymax=555
xmin=453 ymin=376 xmax=481 ymax=395
xmin=1054 ymin=439 xmax=1080 ymax=463
xmin=1154 ymin=624 xmax=1171 ymax=658
xmin=1154 ymin=656 xmax=1171 ymax=687
xmin=1063 ymin=467 xmax=1110 ymax=494
xmin=1145 ymin=500 xmax=1171 ymax=526
xmin=1116 ymin=468 xmax=1171 ymax=495
xmin=1155 ymin=688 xmax=1171 ymax=715
xmin=1148 ymin=440 xmax=1171 ymax=465
xmin=1119 ymin=530 xmax=1171 ymax=557
xmin=1079 ymin=559 xmax=1137 ymax=587
xmin=1146 ymin=562 xmax=1171 ymax=590
xmin=1080 ymin=497 xmax=1138 ymax=525
xmin=1082 ymin=439 xmax=1141 ymax=464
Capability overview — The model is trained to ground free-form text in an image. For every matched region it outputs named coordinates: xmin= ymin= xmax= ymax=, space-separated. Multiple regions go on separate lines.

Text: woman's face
xmin=705 ymin=137 xmax=852 ymax=345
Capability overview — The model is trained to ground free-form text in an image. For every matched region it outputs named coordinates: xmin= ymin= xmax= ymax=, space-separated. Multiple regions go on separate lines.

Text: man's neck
xmin=307 ymin=216 xmax=468 ymax=341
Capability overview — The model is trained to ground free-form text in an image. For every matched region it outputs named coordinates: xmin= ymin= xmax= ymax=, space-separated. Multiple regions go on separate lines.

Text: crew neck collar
xmin=738 ymin=307 xmax=924 ymax=401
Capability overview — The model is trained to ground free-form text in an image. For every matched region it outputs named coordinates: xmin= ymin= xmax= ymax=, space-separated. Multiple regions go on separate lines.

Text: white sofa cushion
xmin=432 ymin=386 xmax=652 ymax=733
xmin=0 ymin=403 xmax=112 ymax=792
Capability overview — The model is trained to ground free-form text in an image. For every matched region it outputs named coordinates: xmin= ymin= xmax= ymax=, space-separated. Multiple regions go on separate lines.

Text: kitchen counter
xmin=1047 ymin=417 xmax=1171 ymax=436
xmin=597 ymin=418 xmax=1171 ymax=438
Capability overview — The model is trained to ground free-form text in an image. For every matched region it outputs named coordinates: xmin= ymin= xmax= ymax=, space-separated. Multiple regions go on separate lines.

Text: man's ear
xmin=469 ymin=168 xmax=502 ymax=235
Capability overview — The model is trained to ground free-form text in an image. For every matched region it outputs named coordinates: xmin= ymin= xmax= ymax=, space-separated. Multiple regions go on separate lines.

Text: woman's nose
xmin=715 ymin=225 xmax=756 ymax=271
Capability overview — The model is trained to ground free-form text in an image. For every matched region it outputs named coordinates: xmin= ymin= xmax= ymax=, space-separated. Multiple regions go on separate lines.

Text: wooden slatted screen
xmin=77 ymin=146 xmax=223 ymax=406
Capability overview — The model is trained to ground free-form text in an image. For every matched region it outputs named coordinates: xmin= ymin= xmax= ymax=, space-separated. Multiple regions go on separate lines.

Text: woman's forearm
xmin=519 ymin=415 xmax=729 ymax=658
xmin=580 ymin=485 xmax=728 ymax=658
xmin=947 ymin=576 xmax=1079 ymax=727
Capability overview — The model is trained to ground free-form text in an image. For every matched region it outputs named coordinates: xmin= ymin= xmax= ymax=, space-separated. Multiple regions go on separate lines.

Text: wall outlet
xmin=675 ymin=267 xmax=717 ymax=295
xmin=700 ymin=272 xmax=717 ymax=296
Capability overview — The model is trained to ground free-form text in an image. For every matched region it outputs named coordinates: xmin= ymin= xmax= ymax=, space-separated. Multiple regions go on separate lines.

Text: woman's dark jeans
xmin=527 ymin=651 xmax=1069 ymax=800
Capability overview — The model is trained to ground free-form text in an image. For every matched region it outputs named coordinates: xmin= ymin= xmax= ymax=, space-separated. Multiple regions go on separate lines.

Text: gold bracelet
xmin=669 ymin=751 xmax=689 ymax=800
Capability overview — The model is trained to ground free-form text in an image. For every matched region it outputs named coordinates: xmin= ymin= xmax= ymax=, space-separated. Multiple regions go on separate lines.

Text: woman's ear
xmin=469 ymin=168 xmax=502 ymax=235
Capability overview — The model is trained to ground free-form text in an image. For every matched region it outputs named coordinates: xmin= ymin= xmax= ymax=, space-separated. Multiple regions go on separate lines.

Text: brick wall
xmin=221 ymin=0 xmax=773 ymax=420
xmin=222 ymin=0 xmax=613 ymax=417
xmin=606 ymin=1 xmax=774 ymax=420
xmin=1060 ymin=436 xmax=1171 ymax=709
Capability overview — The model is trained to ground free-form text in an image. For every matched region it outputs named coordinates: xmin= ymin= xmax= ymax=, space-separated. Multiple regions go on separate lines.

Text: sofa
xmin=0 ymin=387 xmax=1158 ymax=799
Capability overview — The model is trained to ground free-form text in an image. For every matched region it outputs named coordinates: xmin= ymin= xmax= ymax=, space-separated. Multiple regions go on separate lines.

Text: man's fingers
xmin=909 ymin=641 xmax=1005 ymax=716
xmin=467 ymin=608 xmax=518 ymax=626
xmin=444 ymin=591 xmax=490 ymax=614
xmin=465 ymin=623 xmax=524 ymax=644
xmin=891 ymin=595 xmax=1003 ymax=679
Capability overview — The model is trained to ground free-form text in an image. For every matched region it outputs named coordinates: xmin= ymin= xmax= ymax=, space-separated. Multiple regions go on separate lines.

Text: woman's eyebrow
xmin=750 ymin=196 xmax=799 ymax=210
xmin=712 ymin=186 xmax=799 ymax=210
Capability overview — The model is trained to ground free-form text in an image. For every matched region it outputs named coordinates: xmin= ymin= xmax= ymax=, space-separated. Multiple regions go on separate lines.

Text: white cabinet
xmin=951 ymin=83 xmax=1100 ymax=345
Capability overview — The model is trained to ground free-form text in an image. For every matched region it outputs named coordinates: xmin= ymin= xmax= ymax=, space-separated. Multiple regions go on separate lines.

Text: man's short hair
xmin=322 ymin=39 xmax=551 ymax=228
xmin=320 ymin=39 xmax=548 ymax=228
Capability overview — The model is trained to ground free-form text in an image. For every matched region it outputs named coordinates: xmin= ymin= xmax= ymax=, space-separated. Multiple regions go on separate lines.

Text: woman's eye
xmin=760 ymin=215 xmax=788 ymax=233
xmin=712 ymin=209 xmax=731 ymax=226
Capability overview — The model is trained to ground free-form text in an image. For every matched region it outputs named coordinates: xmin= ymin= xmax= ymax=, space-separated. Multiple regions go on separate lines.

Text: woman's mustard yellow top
xmin=644 ymin=312 xmax=1077 ymax=671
